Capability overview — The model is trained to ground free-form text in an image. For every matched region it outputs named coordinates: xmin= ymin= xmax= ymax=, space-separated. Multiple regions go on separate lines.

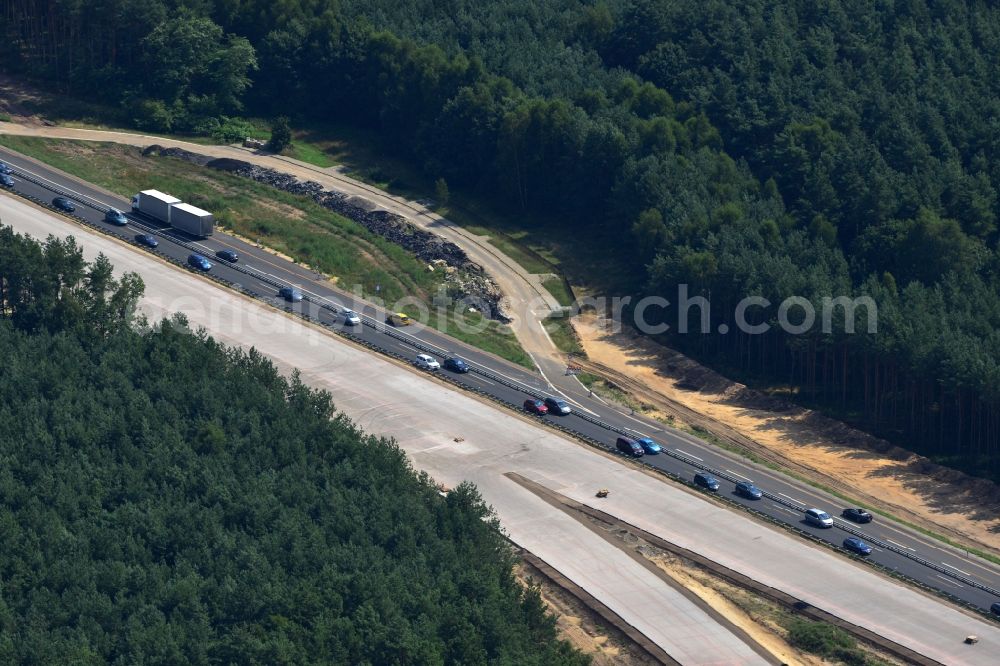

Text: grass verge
xmin=428 ymin=309 xmax=534 ymax=370
xmin=541 ymin=276 xmax=575 ymax=308
xmin=543 ymin=314 xmax=584 ymax=355
xmin=578 ymin=365 xmax=1000 ymax=568
xmin=0 ymin=135 xmax=535 ymax=368
xmin=276 ymin=123 xmax=632 ymax=296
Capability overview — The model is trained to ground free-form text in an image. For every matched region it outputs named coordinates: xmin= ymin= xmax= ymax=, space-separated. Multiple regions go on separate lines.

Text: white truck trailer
xmin=131 ymin=189 xmax=215 ymax=238
xmin=169 ymin=202 xmax=215 ymax=237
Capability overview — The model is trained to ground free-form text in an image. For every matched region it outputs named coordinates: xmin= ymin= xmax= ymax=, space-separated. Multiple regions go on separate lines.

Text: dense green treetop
xmin=0 ymin=226 xmax=587 ymax=664
xmin=2 ymin=0 xmax=998 ymax=474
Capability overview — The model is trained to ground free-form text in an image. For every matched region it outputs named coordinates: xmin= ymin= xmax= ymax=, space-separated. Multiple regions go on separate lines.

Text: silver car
xmin=414 ymin=354 xmax=440 ymax=371
xmin=805 ymin=508 xmax=834 ymax=528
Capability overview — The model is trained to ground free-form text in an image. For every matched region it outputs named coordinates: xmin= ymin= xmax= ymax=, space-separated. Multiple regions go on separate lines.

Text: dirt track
xmin=573 ymin=314 xmax=1000 ymax=559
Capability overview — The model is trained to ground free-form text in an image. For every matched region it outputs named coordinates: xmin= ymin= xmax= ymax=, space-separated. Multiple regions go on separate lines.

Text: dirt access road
xmin=4 ymin=99 xmax=996 ymax=564
xmin=574 ymin=313 xmax=1000 ymax=560
xmin=0 ymin=116 xmax=564 ymax=369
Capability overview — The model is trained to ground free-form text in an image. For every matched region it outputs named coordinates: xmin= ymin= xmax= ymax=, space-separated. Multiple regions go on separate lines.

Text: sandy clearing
xmin=572 ymin=313 xmax=1000 ymax=558
xmin=644 ymin=554 xmax=823 ymax=666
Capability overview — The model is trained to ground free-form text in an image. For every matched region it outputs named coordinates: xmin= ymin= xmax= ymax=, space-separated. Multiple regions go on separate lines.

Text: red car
xmin=523 ymin=399 xmax=548 ymax=415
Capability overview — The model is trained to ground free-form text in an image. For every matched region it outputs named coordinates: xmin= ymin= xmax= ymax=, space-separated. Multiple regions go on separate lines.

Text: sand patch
xmin=573 ymin=313 xmax=1000 ymax=557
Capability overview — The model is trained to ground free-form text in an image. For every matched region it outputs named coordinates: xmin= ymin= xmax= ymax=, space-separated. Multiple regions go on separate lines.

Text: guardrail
xmin=9 ymin=162 xmax=1000 ymax=607
xmin=555 ymin=403 xmax=1000 ymax=599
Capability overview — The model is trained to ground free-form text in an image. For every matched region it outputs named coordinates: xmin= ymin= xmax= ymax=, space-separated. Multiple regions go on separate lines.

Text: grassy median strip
xmin=543 ymin=313 xmax=584 ymax=355
xmin=0 ymin=135 xmax=534 ymax=368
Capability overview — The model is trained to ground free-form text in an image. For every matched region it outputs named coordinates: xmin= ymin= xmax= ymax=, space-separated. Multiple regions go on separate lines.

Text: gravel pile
xmin=142 ymin=147 xmax=510 ymax=320
xmin=142 ymin=145 xmax=214 ymax=167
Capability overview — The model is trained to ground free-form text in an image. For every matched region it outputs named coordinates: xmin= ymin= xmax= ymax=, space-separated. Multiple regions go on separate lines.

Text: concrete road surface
xmin=3 ymin=145 xmax=998 ymax=613
xmin=0 ymin=122 xmax=564 ymax=365
xmin=5 ymin=194 xmax=1000 ymax=665
xmin=1 ymin=193 xmax=770 ymax=665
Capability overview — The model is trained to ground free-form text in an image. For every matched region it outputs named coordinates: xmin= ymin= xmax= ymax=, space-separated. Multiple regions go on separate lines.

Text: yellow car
xmin=387 ymin=312 xmax=412 ymax=327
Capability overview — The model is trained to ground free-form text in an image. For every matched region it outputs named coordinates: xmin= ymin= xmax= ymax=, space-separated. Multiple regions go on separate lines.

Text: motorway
xmin=5 ymin=191 xmax=1000 ymax=664
xmin=2 ymin=145 xmax=1000 ymax=618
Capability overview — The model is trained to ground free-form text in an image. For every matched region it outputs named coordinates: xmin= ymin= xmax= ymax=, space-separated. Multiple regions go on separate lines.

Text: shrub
xmin=268 ymin=115 xmax=292 ymax=152
xmin=787 ymin=619 xmax=869 ymax=664
xmin=212 ymin=115 xmax=257 ymax=144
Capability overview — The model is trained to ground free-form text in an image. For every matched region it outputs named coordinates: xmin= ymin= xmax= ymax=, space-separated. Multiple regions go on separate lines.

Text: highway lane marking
xmin=8 ymin=160 xmax=114 ymax=210
xmin=572 ymin=375 xmax=610 ymax=406
xmin=466 ymin=374 xmax=496 ymax=387
xmin=779 ymin=492 xmax=805 ymax=506
xmin=618 ymin=410 xmax=653 ymax=428
xmin=725 ymin=469 xmax=753 ymax=481
xmin=9 ymin=152 xmax=565 ymax=405
xmin=545 ymin=386 xmax=600 ymax=417
xmin=536 ymin=319 xmax=558 ymax=349
xmin=528 ymin=350 xmax=555 ymax=387
xmin=935 ymin=574 xmax=964 ymax=589
xmin=771 ymin=503 xmax=799 ymax=516
xmin=885 ymin=538 xmax=916 ymax=551
xmin=940 ymin=561 xmax=972 ymax=576
xmin=674 ymin=448 xmax=703 ymax=462
xmin=481 ymin=363 xmax=549 ymax=393
xmin=26 ymin=156 xmax=1000 ymax=593
xmin=13 ymin=188 xmax=1000 ymax=610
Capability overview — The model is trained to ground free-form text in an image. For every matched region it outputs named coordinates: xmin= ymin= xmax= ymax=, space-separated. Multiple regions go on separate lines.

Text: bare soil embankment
xmin=573 ymin=313 xmax=1000 ymax=559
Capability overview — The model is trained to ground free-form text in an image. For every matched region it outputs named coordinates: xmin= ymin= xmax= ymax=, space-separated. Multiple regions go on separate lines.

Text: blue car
xmin=544 ymin=397 xmax=572 ymax=415
xmin=0 ymin=161 xmax=11 ymax=174
xmin=135 ymin=234 xmax=159 ymax=248
xmin=278 ymin=287 xmax=303 ymax=302
xmin=188 ymin=254 xmax=213 ymax=271
xmin=215 ymin=249 xmax=239 ymax=263
xmin=443 ymin=357 xmax=470 ymax=373
xmin=52 ymin=196 xmax=76 ymax=212
xmin=0 ymin=173 xmax=13 ymax=188
xmin=843 ymin=537 xmax=873 ymax=556
xmin=104 ymin=208 xmax=128 ymax=226
xmin=735 ymin=481 xmax=763 ymax=500
xmin=636 ymin=437 xmax=661 ymax=454
xmin=694 ymin=471 xmax=720 ymax=491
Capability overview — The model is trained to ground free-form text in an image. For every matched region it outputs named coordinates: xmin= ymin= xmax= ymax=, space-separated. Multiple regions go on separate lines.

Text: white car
xmin=414 ymin=354 xmax=441 ymax=371
xmin=342 ymin=309 xmax=361 ymax=325
xmin=804 ymin=508 xmax=834 ymax=528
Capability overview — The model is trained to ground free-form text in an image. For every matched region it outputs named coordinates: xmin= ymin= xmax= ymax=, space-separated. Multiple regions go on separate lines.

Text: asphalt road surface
xmin=2 ymin=146 xmax=1000 ymax=619
xmin=4 ymin=193 xmax=1000 ymax=664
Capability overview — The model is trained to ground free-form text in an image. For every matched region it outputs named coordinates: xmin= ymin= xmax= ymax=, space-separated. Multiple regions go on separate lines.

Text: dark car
xmin=843 ymin=537 xmax=873 ymax=556
xmin=0 ymin=161 xmax=11 ymax=174
xmin=52 ymin=196 xmax=76 ymax=212
xmin=523 ymin=399 xmax=548 ymax=415
xmin=104 ymin=208 xmax=128 ymax=226
xmin=694 ymin=471 xmax=720 ymax=491
xmin=0 ymin=173 xmax=14 ymax=188
xmin=135 ymin=233 xmax=159 ymax=248
xmin=992 ymin=601 xmax=1000 ymax=616
xmin=443 ymin=357 xmax=470 ymax=373
xmin=735 ymin=480 xmax=763 ymax=500
xmin=215 ymin=249 xmax=239 ymax=263
xmin=636 ymin=437 xmax=661 ymax=454
xmin=187 ymin=254 xmax=213 ymax=272
xmin=544 ymin=397 xmax=572 ymax=415
xmin=842 ymin=508 xmax=873 ymax=524
xmin=278 ymin=287 xmax=303 ymax=302
xmin=615 ymin=437 xmax=644 ymax=458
